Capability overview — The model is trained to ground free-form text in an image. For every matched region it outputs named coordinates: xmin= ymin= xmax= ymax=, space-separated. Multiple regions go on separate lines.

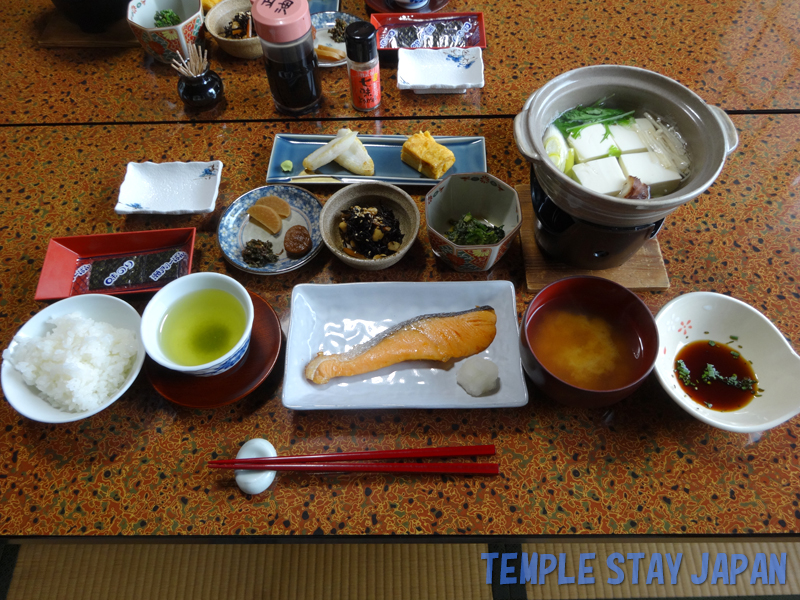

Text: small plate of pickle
xmin=217 ymin=185 xmax=323 ymax=275
xmin=311 ymin=12 xmax=364 ymax=68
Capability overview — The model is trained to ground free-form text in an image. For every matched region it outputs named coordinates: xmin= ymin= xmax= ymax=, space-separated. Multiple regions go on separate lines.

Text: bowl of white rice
xmin=1 ymin=295 xmax=145 ymax=423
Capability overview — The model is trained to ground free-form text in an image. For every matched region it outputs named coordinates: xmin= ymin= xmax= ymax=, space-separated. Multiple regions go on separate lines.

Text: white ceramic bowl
xmin=320 ymin=182 xmax=420 ymax=271
xmin=654 ymin=292 xmax=800 ymax=433
xmin=127 ymin=0 xmax=204 ymax=65
xmin=141 ymin=272 xmax=254 ymax=376
xmin=1 ymin=295 xmax=146 ymax=424
xmin=425 ymin=173 xmax=522 ymax=272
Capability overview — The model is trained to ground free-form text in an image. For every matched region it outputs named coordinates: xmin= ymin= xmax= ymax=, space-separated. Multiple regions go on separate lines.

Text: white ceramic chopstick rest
xmin=235 ymin=438 xmax=277 ymax=495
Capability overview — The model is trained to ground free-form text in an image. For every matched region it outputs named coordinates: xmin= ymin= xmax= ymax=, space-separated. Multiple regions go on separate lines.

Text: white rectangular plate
xmin=398 ymin=47 xmax=484 ymax=94
xmin=115 ymin=160 xmax=223 ymax=215
xmin=283 ymin=281 xmax=528 ymax=410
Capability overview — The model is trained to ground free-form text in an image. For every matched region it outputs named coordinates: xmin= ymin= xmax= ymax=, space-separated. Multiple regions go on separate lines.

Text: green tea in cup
xmin=158 ymin=288 xmax=246 ymax=366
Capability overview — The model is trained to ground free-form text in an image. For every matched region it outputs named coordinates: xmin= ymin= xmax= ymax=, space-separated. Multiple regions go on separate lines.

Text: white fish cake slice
xmin=302 ymin=129 xmax=358 ymax=171
xmin=333 ymin=130 xmax=374 ymax=176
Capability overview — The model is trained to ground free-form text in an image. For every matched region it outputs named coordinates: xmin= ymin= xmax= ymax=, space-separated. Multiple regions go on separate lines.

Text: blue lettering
xmin=729 ymin=554 xmax=748 ymax=585
xmin=520 ymin=552 xmax=537 ymax=584
xmin=500 ymin=553 xmax=517 ymax=585
xmin=557 ymin=553 xmax=574 ymax=584
xmin=578 ymin=553 xmax=595 ymax=584
xmin=691 ymin=552 xmax=709 ymax=584
xmin=769 ymin=553 xmax=786 ymax=585
xmin=710 ymin=553 xmax=728 ymax=585
xmin=481 ymin=552 xmax=498 ymax=584
xmin=607 ymin=553 xmax=625 ymax=585
xmin=666 ymin=553 xmax=683 ymax=585
xmin=751 ymin=553 xmax=767 ymax=584
xmin=627 ymin=553 xmax=645 ymax=584
xmin=646 ymin=552 xmax=664 ymax=585
xmin=539 ymin=554 xmax=556 ymax=585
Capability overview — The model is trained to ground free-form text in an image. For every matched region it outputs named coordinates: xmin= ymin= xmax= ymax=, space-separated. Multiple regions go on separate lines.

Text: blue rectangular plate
xmin=266 ymin=134 xmax=488 ymax=187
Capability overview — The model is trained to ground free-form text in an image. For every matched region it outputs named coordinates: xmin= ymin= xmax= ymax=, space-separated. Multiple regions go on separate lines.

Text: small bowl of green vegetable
xmin=126 ymin=0 xmax=204 ymax=65
xmin=425 ymin=173 xmax=522 ymax=272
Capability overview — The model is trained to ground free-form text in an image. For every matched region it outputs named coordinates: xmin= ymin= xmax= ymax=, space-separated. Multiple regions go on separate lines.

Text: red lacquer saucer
xmin=145 ymin=291 xmax=282 ymax=409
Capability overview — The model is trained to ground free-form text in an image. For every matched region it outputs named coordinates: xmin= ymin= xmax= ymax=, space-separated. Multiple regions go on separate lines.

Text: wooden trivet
xmin=38 ymin=11 xmax=138 ymax=48
xmin=516 ymin=184 xmax=670 ymax=293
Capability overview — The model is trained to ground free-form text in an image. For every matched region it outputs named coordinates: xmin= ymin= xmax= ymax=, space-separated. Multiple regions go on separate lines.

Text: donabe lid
xmin=345 ymin=22 xmax=377 ymax=63
xmin=251 ymin=0 xmax=311 ymax=44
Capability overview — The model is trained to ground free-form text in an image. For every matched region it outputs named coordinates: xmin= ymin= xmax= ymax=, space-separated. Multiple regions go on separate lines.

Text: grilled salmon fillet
xmin=304 ymin=306 xmax=497 ymax=384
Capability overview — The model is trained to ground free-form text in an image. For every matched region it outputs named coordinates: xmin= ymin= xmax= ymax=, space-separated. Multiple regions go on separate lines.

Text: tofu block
xmin=401 ymin=131 xmax=456 ymax=179
xmin=571 ymin=156 xmax=627 ymax=196
xmin=618 ymin=152 xmax=682 ymax=196
xmin=607 ymin=118 xmax=652 ymax=154
xmin=567 ymin=123 xmax=617 ymax=163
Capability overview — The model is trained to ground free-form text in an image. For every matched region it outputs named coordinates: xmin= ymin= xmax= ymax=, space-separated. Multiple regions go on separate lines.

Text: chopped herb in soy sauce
xmin=673 ymin=340 xmax=759 ymax=411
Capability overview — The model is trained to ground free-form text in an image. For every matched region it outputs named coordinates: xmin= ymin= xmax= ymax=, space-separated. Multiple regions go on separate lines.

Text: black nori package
xmin=145 ymin=249 xmax=189 ymax=284
xmin=88 ymin=255 xmax=144 ymax=290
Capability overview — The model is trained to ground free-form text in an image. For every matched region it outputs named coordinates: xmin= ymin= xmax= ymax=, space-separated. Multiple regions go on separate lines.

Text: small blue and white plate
xmin=115 ymin=161 xmax=223 ymax=215
xmin=311 ymin=11 xmax=364 ymax=67
xmin=218 ymin=185 xmax=323 ymax=275
xmin=397 ymin=47 xmax=484 ymax=94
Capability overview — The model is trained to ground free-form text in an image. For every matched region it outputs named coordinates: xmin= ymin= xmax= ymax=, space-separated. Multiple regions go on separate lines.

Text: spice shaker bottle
xmin=344 ymin=22 xmax=381 ymax=112
xmin=251 ymin=0 xmax=322 ymax=116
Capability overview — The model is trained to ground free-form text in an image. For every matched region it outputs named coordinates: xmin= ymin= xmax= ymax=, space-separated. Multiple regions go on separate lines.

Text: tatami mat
xmin=3 ymin=539 xmax=798 ymax=600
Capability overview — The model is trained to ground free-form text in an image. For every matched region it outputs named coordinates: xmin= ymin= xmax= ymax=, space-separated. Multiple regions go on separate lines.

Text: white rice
xmin=2 ymin=312 xmax=138 ymax=412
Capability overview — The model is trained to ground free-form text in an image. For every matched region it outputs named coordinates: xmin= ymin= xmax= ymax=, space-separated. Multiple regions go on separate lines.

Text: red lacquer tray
xmin=35 ymin=228 xmax=196 ymax=301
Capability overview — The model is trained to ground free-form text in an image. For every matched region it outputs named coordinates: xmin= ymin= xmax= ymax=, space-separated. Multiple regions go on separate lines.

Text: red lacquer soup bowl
xmin=520 ymin=276 xmax=659 ymax=408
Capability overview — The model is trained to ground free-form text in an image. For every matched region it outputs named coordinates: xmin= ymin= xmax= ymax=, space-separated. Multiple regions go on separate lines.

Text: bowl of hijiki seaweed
xmin=513 ymin=65 xmax=739 ymax=231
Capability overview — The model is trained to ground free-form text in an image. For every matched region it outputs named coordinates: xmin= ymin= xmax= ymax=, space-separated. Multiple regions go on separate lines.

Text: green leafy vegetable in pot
xmin=154 ymin=10 xmax=181 ymax=28
xmin=445 ymin=213 xmax=505 ymax=246
xmin=553 ymin=97 xmax=634 ymax=139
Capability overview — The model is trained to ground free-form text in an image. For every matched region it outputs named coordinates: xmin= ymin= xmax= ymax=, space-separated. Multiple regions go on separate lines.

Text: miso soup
xmin=158 ymin=289 xmax=246 ymax=366
xmin=527 ymin=301 xmax=645 ymax=391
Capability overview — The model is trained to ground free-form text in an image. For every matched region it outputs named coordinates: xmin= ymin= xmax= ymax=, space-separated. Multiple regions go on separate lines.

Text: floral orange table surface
xmin=2 ymin=0 xmax=800 ymax=125
xmin=0 ymin=115 xmax=798 ymax=537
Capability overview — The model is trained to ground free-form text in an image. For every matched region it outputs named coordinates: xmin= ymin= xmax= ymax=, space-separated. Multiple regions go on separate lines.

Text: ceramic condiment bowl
xmin=520 ymin=276 xmax=659 ymax=408
xmin=141 ymin=272 xmax=254 ymax=376
xmin=127 ymin=0 xmax=204 ymax=64
xmin=425 ymin=173 xmax=522 ymax=272
xmin=654 ymin=292 xmax=800 ymax=433
xmin=320 ymin=182 xmax=419 ymax=271
xmin=205 ymin=0 xmax=262 ymax=60
xmin=1 ymin=295 xmax=146 ymax=424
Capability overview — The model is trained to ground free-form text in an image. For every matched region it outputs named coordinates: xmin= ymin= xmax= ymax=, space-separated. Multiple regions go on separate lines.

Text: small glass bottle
xmin=251 ymin=0 xmax=322 ymax=116
xmin=344 ymin=22 xmax=381 ymax=112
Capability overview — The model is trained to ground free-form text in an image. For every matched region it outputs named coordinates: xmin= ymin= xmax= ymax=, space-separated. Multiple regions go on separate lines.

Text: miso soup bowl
xmin=141 ymin=272 xmax=254 ymax=377
xmin=514 ymin=65 xmax=739 ymax=228
xmin=520 ymin=276 xmax=659 ymax=408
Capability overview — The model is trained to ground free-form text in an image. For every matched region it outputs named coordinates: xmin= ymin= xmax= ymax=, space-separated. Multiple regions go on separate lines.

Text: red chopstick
xmin=208 ymin=444 xmax=495 ymax=466
xmin=209 ymin=462 xmax=498 ymax=475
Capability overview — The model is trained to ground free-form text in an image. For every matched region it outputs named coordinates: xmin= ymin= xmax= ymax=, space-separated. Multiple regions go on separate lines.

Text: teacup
xmin=141 ymin=272 xmax=254 ymax=377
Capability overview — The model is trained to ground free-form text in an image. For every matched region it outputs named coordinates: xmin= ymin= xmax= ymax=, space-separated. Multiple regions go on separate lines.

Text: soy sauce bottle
xmin=252 ymin=0 xmax=322 ymax=116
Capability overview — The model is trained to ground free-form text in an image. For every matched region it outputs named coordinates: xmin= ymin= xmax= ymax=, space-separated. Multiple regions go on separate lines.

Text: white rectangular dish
xmin=397 ymin=48 xmax=484 ymax=94
xmin=115 ymin=160 xmax=223 ymax=215
xmin=283 ymin=281 xmax=528 ymax=410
